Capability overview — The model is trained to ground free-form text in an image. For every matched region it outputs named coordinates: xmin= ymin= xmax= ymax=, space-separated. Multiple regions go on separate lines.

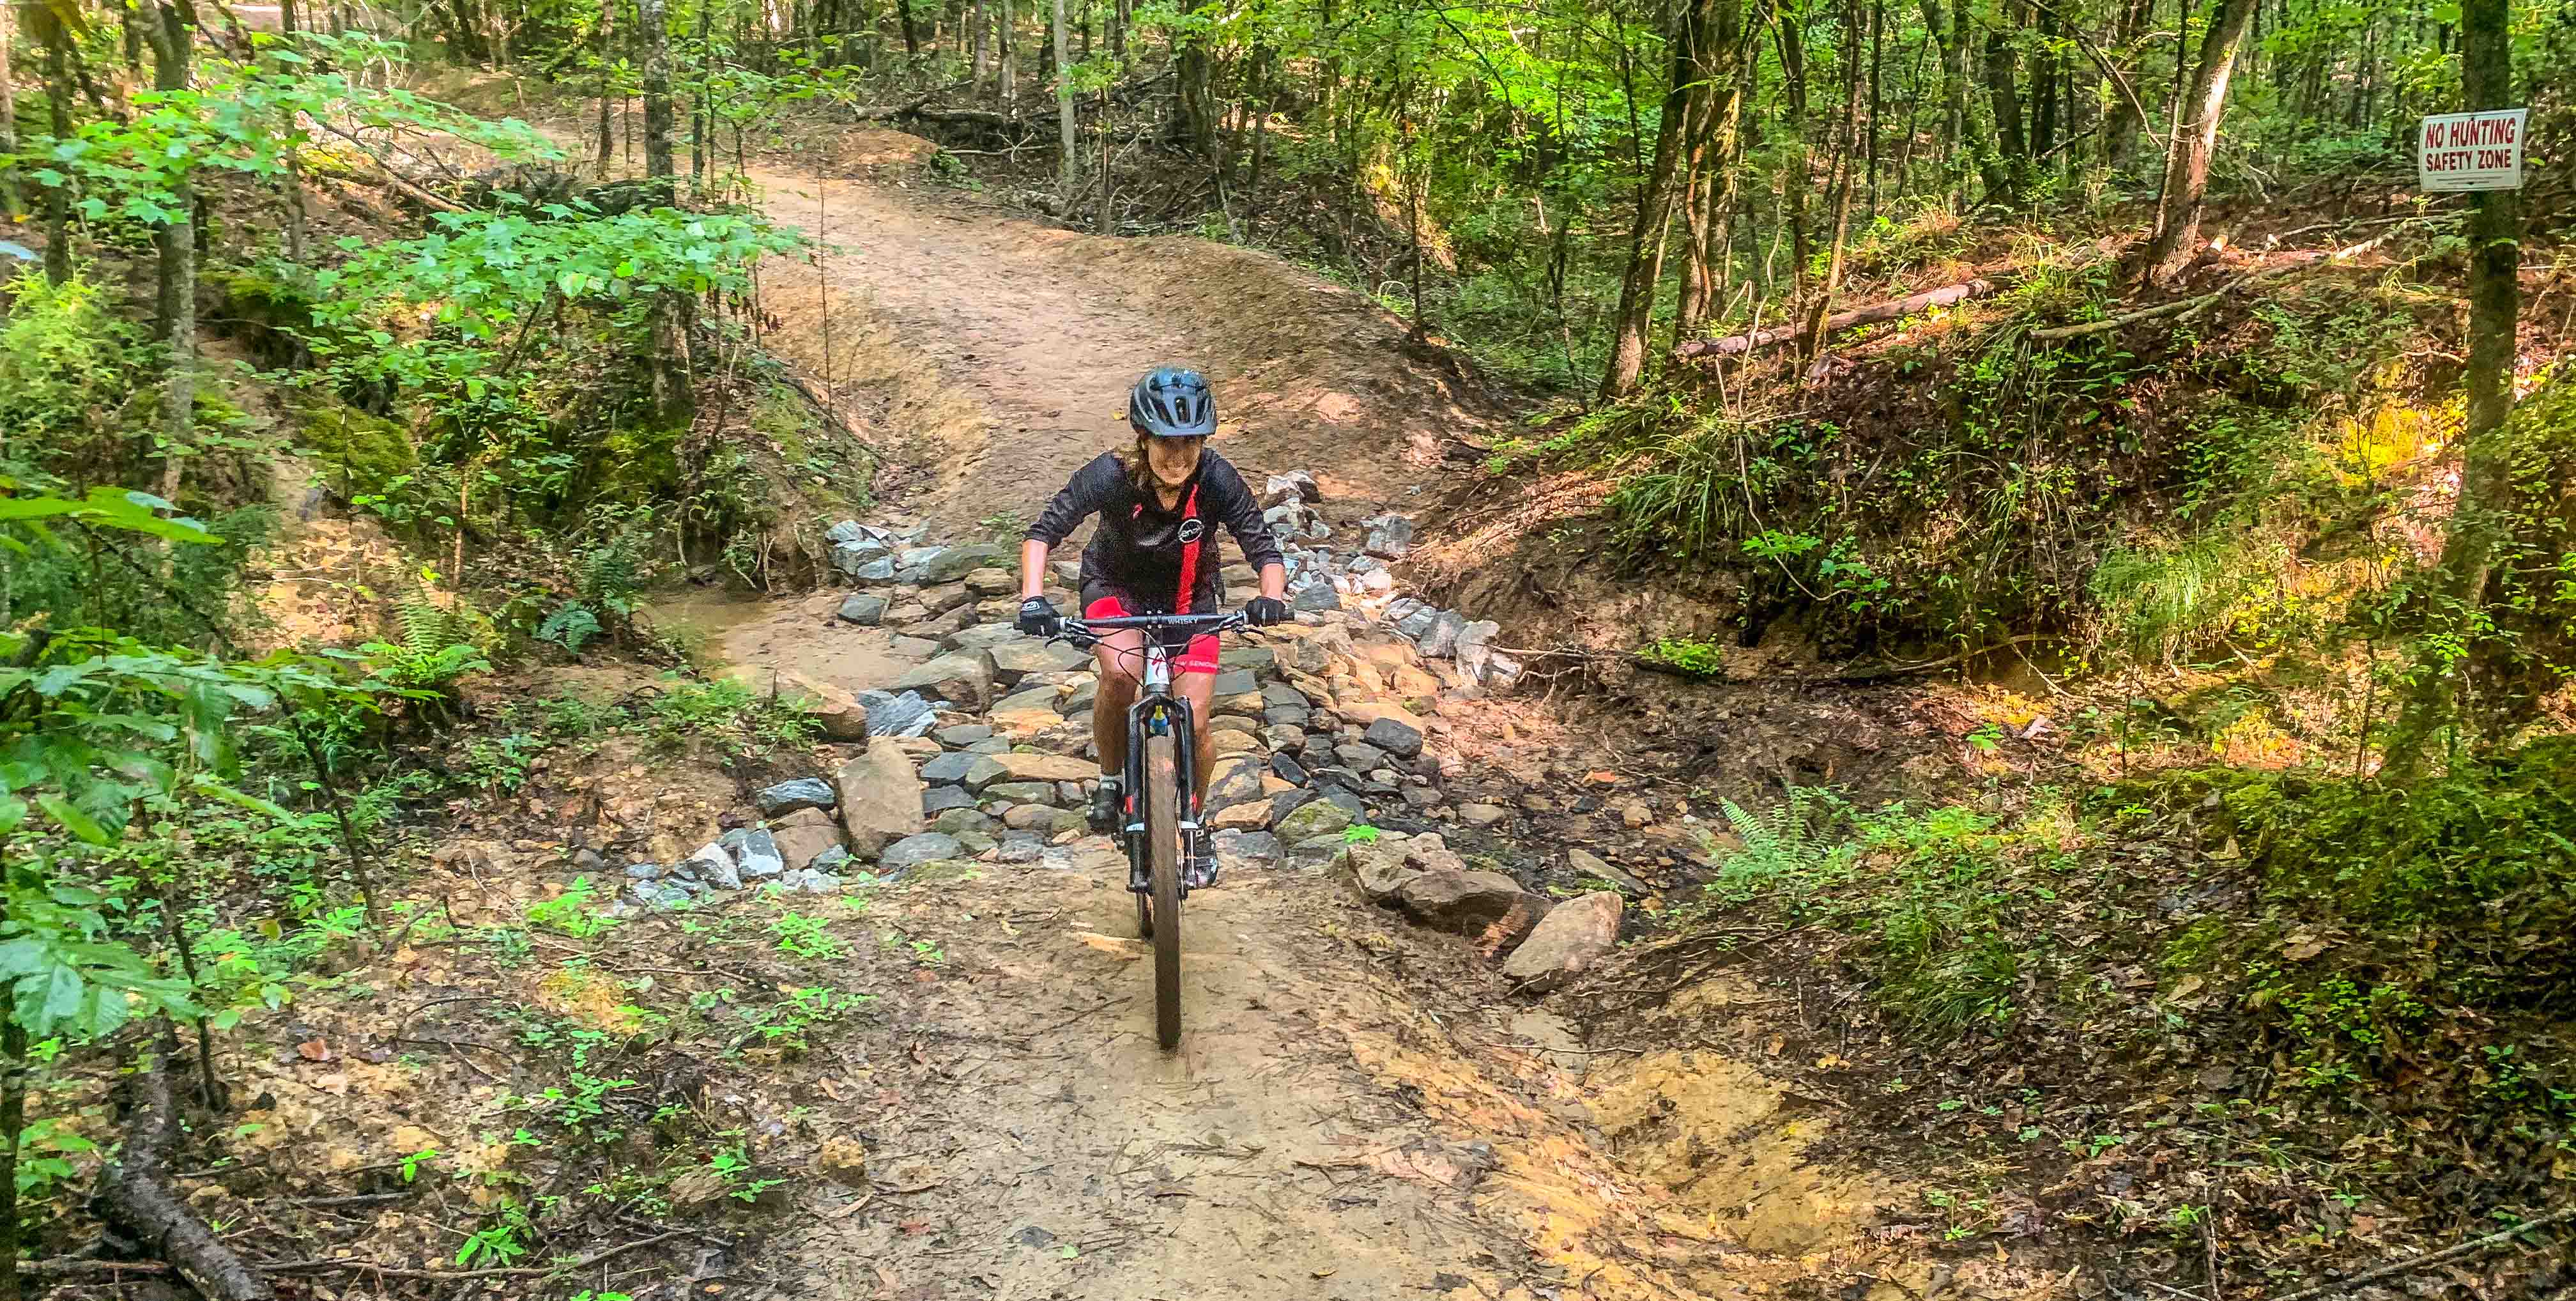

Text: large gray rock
xmin=1334 ymin=742 xmax=1390 ymax=772
xmin=992 ymin=640 xmax=1089 ymax=684
xmin=1275 ymin=799 xmax=1353 ymax=843
xmin=918 ymin=583 xmax=977 ymax=615
xmin=889 ymin=650 xmax=998 ymax=711
xmin=755 ymin=778 xmax=837 ymax=817
xmin=935 ymin=723 xmax=995 ymax=746
xmin=1455 ymin=620 xmax=1503 ymax=683
xmin=1265 ymin=471 xmax=1321 ymax=504
xmin=1362 ymin=514 xmax=1415 ymax=560
xmin=992 ymin=686 xmax=1061 ymax=716
xmin=1215 ymin=830 xmax=1281 ymax=872
xmin=1218 ymin=645 xmax=1276 ymax=672
xmin=1209 ymin=669 xmax=1259 ymax=698
xmin=724 ymin=828 xmax=786 ymax=881
xmin=825 ymin=520 xmax=873 ymax=545
xmin=898 ymin=546 xmax=946 ymax=569
xmin=834 ymin=738 xmax=924 ymax=859
xmin=1393 ymin=870 xmax=1551 ymax=954
xmin=1291 ymin=581 xmax=1342 ymax=613
xmin=880 ymin=833 xmax=963 ymax=872
xmin=1059 ymin=679 xmax=1099 ymax=716
xmin=859 ymin=689 xmax=937 ymax=739
xmin=933 ymin=807 xmax=996 ymax=835
xmin=850 ymin=555 xmax=898 ymax=583
xmin=983 ymin=780 xmax=1059 ymax=805
xmin=918 ymin=544 xmax=1009 ymax=583
xmin=1392 ymin=603 xmax=1439 ymax=642
xmin=920 ymin=751 xmax=1008 ymax=791
xmin=923 ymin=785 xmax=975 ymax=815
xmin=1284 ymin=835 xmax=1347 ymax=872
xmin=1347 ymin=841 xmax=1422 ymax=902
xmin=1204 ymin=755 xmax=1267 ymax=812
xmin=1501 ymin=892 xmax=1623 ymax=990
xmin=832 ymin=540 xmax=894 ymax=579
xmin=1364 ymin=716 xmax=1425 ymax=759
xmin=945 ymin=622 xmax=1023 ymax=652
xmin=836 ymin=593 xmax=889 ymax=626
xmin=684 ymin=842 xmax=741 ymax=891
xmin=1418 ymin=611 xmax=1469 ymax=658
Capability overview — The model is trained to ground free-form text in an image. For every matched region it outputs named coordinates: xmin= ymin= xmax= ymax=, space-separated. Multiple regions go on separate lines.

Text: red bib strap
xmin=1173 ymin=484 xmax=1204 ymax=614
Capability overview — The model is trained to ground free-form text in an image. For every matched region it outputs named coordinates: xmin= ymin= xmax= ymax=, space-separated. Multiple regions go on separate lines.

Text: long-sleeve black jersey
xmin=1026 ymin=450 xmax=1284 ymax=610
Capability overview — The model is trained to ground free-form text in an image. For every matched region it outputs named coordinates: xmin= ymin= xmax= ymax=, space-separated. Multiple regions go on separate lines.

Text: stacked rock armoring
xmin=611 ymin=497 xmax=1526 ymax=920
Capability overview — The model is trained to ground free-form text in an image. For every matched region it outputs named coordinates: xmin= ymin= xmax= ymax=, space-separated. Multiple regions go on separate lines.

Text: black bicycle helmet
xmin=1128 ymin=366 xmax=1218 ymax=438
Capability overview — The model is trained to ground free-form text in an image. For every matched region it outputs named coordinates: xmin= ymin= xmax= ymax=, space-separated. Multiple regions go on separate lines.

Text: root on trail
xmin=103 ymin=1031 xmax=275 ymax=1301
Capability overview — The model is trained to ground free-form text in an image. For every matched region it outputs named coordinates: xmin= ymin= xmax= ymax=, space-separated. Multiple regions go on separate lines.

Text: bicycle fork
xmin=1122 ymin=694 xmax=1203 ymax=899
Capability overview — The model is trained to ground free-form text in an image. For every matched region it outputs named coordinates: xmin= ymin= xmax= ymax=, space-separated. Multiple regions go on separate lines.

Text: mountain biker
xmin=1016 ymin=366 xmax=1290 ymax=886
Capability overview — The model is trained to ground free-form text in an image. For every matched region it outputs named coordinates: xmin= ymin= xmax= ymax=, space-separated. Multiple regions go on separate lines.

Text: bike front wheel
xmin=1144 ymin=731 xmax=1183 ymax=1050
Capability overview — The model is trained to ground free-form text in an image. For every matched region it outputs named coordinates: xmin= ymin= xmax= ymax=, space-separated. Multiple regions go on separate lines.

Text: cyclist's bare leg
xmin=1091 ymin=630 xmax=1146 ymax=776
xmin=1176 ymin=670 xmax=1217 ymax=810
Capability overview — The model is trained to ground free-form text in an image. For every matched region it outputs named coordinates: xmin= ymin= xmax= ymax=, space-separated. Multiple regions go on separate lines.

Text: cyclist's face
xmin=1142 ymin=435 xmax=1205 ymax=489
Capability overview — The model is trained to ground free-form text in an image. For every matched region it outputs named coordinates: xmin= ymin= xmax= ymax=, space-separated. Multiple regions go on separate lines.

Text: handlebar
xmin=1055 ymin=610 xmax=1248 ymax=649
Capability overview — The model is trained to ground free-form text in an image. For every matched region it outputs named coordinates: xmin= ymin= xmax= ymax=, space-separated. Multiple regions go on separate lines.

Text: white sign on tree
xmin=2418 ymin=109 xmax=2528 ymax=191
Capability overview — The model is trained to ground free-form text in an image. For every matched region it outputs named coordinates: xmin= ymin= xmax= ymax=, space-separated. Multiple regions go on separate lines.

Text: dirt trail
xmin=680 ymin=151 xmax=2011 ymax=1300
xmin=744 ymin=140 xmax=1502 ymax=533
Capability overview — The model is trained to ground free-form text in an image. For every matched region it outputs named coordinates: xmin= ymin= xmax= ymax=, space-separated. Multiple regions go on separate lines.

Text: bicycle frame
xmin=1060 ymin=611 xmax=1243 ymax=900
xmin=1121 ymin=645 xmax=1202 ymax=897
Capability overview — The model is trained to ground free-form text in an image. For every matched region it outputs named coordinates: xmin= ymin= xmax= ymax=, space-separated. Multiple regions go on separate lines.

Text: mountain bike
xmin=1056 ymin=610 xmax=1246 ymax=1050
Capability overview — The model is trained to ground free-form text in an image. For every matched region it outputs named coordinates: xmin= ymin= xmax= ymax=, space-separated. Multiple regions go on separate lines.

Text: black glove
xmin=1244 ymin=596 xmax=1290 ymax=628
xmin=1016 ymin=596 xmax=1062 ymax=637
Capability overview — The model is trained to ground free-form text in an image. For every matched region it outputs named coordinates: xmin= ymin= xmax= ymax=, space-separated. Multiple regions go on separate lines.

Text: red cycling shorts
xmin=1084 ymin=594 xmax=1221 ymax=676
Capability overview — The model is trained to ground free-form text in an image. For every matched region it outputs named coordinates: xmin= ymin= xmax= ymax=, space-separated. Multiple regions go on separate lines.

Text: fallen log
xmin=2030 ymin=224 xmax=2414 ymax=341
xmin=1676 ymin=277 xmax=1998 ymax=360
xmin=103 ymin=1033 xmax=275 ymax=1301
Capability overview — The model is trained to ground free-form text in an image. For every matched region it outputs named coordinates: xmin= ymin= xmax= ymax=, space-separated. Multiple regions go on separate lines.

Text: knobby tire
xmin=1144 ymin=732 xmax=1183 ymax=1050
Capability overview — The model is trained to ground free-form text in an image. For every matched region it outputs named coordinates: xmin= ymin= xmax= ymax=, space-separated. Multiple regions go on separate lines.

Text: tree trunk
xmin=1177 ymin=42 xmax=1215 ymax=155
xmin=969 ymin=0 xmax=986 ymax=88
xmin=0 ymin=0 xmax=19 ymax=224
xmin=690 ymin=0 xmax=708 ymax=192
xmin=140 ymin=0 xmax=194 ymax=501
xmin=1916 ymin=0 xmax=1968 ymax=203
xmin=2139 ymin=0 xmax=2257 ymax=283
xmin=2030 ymin=0 xmax=2058 ymax=166
xmin=1096 ymin=86 xmax=1112 ymax=233
xmin=1052 ymin=0 xmax=1073 ymax=192
xmin=998 ymin=0 xmax=1014 ymax=106
xmin=640 ymin=0 xmax=675 ymax=192
xmin=1865 ymin=0 xmax=1883 ymax=212
xmin=0 ymin=1020 xmax=24 ymax=1301
xmin=898 ymin=0 xmax=919 ymax=58
xmin=1776 ymin=9 xmax=1811 ymax=288
xmin=1598 ymin=0 xmax=1713 ymax=400
xmin=37 ymin=5 xmax=73 ymax=285
xmin=1674 ymin=0 xmax=1751 ymax=339
xmin=1803 ymin=0 xmax=1866 ymax=368
xmin=596 ymin=0 xmax=616 ymax=175
xmin=2381 ymin=0 xmax=2522 ymax=776
xmin=1980 ymin=3 xmax=2026 ymax=203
